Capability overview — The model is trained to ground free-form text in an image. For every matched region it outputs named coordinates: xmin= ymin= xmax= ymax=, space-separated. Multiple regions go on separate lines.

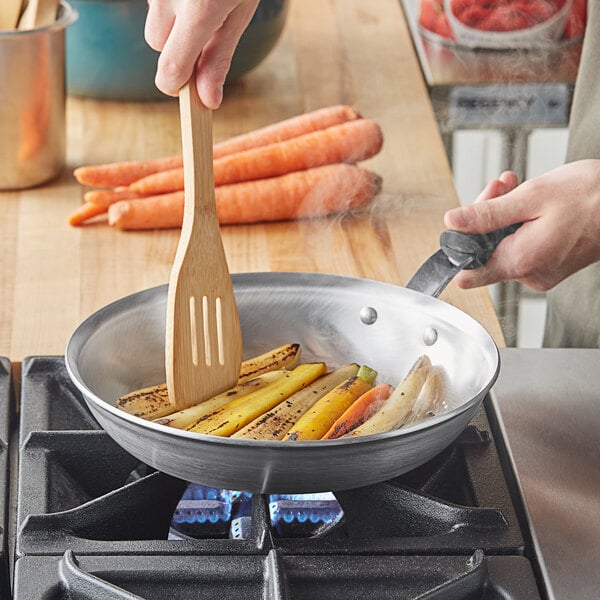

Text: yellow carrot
xmin=188 ymin=363 xmax=327 ymax=437
xmin=283 ymin=365 xmax=377 ymax=441
xmin=154 ymin=370 xmax=286 ymax=429
xmin=232 ymin=364 xmax=360 ymax=440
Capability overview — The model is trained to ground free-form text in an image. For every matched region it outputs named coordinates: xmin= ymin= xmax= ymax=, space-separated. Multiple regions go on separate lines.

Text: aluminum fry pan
xmin=65 ymin=226 xmax=519 ymax=493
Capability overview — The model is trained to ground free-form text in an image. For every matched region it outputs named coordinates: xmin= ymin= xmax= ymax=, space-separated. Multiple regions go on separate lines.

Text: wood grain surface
xmin=0 ymin=0 xmax=504 ymax=362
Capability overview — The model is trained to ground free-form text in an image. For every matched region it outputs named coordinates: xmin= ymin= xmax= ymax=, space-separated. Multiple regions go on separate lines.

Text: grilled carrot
xmin=322 ymin=383 xmax=392 ymax=439
xmin=347 ymin=356 xmax=432 ymax=438
xmin=129 ymin=119 xmax=384 ymax=195
xmin=232 ymin=364 xmax=360 ymax=440
xmin=108 ymin=164 xmax=382 ymax=230
xmin=116 ymin=343 xmax=302 ymax=420
xmin=187 ymin=363 xmax=328 ymax=437
xmin=283 ymin=365 xmax=377 ymax=441
xmin=73 ymin=155 xmax=184 ymax=188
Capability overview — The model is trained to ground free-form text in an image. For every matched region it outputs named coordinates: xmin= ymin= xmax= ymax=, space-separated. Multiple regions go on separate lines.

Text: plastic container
xmin=444 ymin=0 xmax=573 ymax=50
xmin=66 ymin=0 xmax=289 ymax=101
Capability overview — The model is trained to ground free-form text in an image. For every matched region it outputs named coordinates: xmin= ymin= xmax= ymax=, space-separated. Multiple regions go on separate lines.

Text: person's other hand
xmin=443 ymin=160 xmax=600 ymax=291
xmin=145 ymin=0 xmax=260 ymax=108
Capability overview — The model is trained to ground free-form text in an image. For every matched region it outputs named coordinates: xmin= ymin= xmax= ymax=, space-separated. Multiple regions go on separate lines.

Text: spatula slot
xmin=215 ymin=296 xmax=224 ymax=367
xmin=201 ymin=295 xmax=211 ymax=367
xmin=189 ymin=296 xmax=199 ymax=367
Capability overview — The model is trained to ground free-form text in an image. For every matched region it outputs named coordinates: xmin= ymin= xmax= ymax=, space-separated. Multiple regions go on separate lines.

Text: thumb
xmin=444 ymin=189 xmax=529 ymax=234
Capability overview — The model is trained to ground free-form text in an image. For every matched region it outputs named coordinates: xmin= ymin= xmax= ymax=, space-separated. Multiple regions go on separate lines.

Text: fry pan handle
xmin=406 ymin=223 xmax=523 ymax=298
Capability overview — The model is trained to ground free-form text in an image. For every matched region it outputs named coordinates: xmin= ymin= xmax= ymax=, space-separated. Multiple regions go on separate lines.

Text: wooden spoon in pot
xmin=0 ymin=0 xmax=24 ymax=30
xmin=165 ymin=80 xmax=242 ymax=410
xmin=18 ymin=0 xmax=58 ymax=29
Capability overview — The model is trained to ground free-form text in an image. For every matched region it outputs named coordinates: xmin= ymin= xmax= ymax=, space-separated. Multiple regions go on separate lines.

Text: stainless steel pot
xmin=65 ymin=226 xmax=518 ymax=493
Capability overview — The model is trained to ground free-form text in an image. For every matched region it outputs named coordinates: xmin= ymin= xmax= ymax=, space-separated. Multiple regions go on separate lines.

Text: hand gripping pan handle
xmin=406 ymin=223 xmax=522 ymax=298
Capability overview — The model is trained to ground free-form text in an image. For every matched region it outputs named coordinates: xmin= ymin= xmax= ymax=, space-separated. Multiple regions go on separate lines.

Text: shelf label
xmin=448 ymin=83 xmax=570 ymax=128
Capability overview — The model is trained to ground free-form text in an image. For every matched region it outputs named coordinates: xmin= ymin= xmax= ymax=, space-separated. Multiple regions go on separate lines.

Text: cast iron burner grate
xmin=14 ymin=549 xmax=540 ymax=599
xmin=11 ymin=357 xmax=542 ymax=599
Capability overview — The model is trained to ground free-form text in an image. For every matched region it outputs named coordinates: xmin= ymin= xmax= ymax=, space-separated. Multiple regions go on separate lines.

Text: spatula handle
xmin=178 ymin=82 xmax=216 ymax=228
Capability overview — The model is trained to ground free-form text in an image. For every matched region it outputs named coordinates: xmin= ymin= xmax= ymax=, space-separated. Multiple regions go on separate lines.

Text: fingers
xmin=445 ymin=171 xmax=523 ymax=289
xmin=474 ymin=170 xmax=519 ymax=203
xmin=195 ymin=1 xmax=259 ymax=108
xmin=154 ymin=7 xmax=217 ymax=97
xmin=145 ymin=1 xmax=175 ymax=52
xmin=444 ymin=173 xmax=528 ymax=233
xmin=146 ymin=0 xmax=259 ymax=105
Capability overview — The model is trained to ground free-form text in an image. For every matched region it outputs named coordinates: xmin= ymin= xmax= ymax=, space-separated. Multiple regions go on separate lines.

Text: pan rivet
xmin=359 ymin=306 xmax=378 ymax=325
xmin=423 ymin=327 xmax=438 ymax=346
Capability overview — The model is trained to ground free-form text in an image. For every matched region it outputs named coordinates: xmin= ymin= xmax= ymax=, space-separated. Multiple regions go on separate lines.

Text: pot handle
xmin=406 ymin=222 xmax=522 ymax=298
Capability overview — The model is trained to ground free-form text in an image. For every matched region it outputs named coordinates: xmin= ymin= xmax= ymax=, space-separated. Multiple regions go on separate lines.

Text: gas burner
xmin=168 ymin=484 xmax=344 ymax=540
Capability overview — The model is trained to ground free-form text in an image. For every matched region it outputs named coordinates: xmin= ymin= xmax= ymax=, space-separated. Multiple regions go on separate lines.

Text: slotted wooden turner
xmin=165 ymin=81 xmax=242 ymax=410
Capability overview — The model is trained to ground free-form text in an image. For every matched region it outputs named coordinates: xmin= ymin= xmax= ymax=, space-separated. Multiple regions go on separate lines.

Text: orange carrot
xmin=73 ymin=155 xmax=183 ymax=188
xmin=68 ymin=202 xmax=109 ymax=226
xmin=212 ymin=104 xmax=361 ymax=158
xmin=68 ymin=188 xmax=145 ymax=226
xmin=129 ymin=168 xmax=184 ymax=196
xmin=322 ymin=383 xmax=393 ymax=439
xmin=72 ymin=106 xmax=362 ymax=188
xmin=129 ymin=119 xmax=384 ymax=195
xmin=108 ymin=191 xmax=184 ymax=230
xmin=108 ymin=164 xmax=382 ymax=230
xmin=84 ymin=187 xmax=144 ymax=209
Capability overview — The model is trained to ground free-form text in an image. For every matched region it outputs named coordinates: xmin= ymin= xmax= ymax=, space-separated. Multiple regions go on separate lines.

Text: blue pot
xmin=66 ymin=0 xmax=289 ymax=101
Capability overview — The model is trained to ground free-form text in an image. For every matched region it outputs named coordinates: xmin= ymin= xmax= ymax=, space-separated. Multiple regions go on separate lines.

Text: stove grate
xmin=13 ymin=548 xmax=542 ymax=599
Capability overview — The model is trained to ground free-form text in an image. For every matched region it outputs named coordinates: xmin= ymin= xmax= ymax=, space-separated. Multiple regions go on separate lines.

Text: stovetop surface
xmin=2 ymin=356 xmax=544 ymax=599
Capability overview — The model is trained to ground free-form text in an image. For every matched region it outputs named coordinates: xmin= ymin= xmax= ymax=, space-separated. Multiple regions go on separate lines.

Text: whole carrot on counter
xmin=212 ymin=104 xmax=362 ymax=158
xmin=129 ymin=119 xmax=384 ymax=195
xmin=68 ymin=187 xmax=144 ymax=226
xmin=72 ymin=105 xmax=362 ymax=188
xmin=107 ymin=164 xmax=382 ymax=230
xmin=73 ymin=155 xmax=184 ymax=188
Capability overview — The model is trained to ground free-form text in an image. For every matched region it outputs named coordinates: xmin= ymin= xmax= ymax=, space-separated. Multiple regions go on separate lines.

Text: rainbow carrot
xmin=322 ymin=383 xmax=392 ymax=439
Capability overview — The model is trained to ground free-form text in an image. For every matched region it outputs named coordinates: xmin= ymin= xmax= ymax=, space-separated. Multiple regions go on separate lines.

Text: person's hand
xmin=145 ymin=0 xmax=260 ymax=108
xmin=443 ymin=160 xmax=600 ymax=291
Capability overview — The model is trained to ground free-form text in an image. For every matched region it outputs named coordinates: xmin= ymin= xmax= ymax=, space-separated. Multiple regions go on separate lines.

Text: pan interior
xmin=67 ymin=273 xmax=498 ymax=421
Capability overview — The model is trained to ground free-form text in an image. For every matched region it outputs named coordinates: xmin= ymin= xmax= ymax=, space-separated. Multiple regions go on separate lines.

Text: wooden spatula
xmin=165 ymin=79 xmax=243 ymax=410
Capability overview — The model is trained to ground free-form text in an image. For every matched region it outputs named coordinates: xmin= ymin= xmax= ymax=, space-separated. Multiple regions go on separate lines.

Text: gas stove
xmin=3 ymin=355 xmax=546 ymax=599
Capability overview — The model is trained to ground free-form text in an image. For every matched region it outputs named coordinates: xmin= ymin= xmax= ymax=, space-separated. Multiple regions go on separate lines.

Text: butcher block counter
xmin=0 ymin=0 xmax=503 ymax=366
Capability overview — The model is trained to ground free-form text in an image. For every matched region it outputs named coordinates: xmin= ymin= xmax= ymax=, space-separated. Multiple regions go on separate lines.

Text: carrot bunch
xmin=68 ymin=105 xmax=385 ymax=230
